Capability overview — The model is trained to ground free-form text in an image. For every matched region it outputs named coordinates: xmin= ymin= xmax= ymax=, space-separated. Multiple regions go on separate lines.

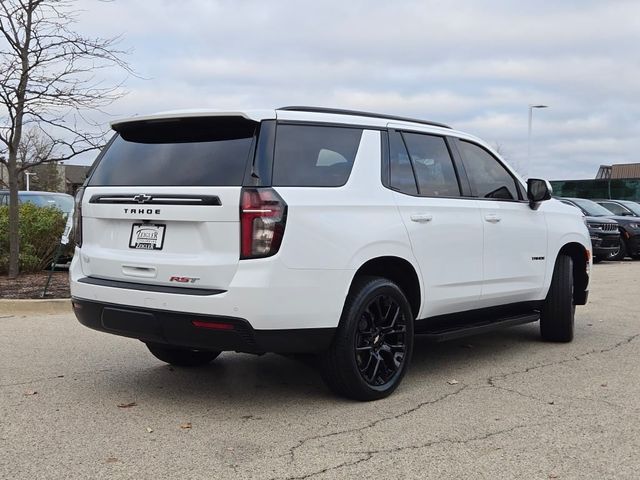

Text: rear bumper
xmin=72 ymin=298 xmax=334 ymax=354
xmin=69 ymin=252 xmax=352 ymax=330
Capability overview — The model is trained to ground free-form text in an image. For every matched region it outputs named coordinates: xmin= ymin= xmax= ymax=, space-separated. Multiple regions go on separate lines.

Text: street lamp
xmin=25 ymin=172 xmax=37 ymax=191
xmin=527 ymin=104 xmax=549 ymax=178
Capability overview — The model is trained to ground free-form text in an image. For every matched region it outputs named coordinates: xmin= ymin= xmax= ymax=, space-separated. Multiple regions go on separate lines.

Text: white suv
xmin=70 ymin=106 xmax=591 ymax=400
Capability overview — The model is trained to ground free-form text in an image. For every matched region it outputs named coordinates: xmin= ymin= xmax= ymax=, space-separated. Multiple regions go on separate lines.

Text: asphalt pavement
xmin=1 ymin=262 xmax=639 ymax=479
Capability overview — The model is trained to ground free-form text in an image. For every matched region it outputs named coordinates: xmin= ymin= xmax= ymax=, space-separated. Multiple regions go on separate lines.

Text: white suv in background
xmin=70 ymin=106 xmax=591 ymax=400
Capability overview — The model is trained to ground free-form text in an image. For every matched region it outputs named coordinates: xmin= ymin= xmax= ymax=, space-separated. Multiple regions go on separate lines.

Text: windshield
xmin=20 ymin=194 xmax=74 ymax=214
xmin=619 ymin=200 xmax=640 ymax=216
xmin=570 ymin=198 xmax=615 ymax=217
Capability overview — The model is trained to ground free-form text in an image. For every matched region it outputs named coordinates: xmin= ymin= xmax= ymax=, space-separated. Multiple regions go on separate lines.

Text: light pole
xmin=527 ymin=104 xmax=548 ymax=178
xmin=25 ymin=172 xmax=37 ymax=191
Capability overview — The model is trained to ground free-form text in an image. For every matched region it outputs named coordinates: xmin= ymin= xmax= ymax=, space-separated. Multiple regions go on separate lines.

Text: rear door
xmin=387 ymin=128 xmax=484 ymax=317
xmin=80 ymin=116 xmax=261 ymax=292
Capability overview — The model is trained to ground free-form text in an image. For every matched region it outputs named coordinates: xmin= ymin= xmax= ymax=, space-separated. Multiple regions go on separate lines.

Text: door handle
xmin=410 ymin=214 xmax=433 ymax=223
xmin=484 ymin=214 xmax=501 ymax=223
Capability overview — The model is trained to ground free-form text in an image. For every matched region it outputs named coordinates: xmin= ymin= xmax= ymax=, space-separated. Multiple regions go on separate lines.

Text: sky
xmin=63 ymin=0 xmax=640 ymax=180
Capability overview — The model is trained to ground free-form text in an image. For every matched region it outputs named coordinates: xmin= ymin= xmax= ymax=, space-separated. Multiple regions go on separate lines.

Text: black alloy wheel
xmin=355 ymin=294 xmax=408 ymax=387
xmin=320 ymin=276 xmax=414 ymax=401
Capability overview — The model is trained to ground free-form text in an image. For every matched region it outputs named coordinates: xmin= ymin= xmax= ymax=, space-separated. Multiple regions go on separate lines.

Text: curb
xmin=0 ymin=298 xmax=72 ymax=316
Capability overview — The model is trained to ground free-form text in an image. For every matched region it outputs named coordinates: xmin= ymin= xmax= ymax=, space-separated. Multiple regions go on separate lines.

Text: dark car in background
xmin=596 ymin=199 xmax=640 ymax=218
xmin=0 ymin=190 xmax=74 ymax=216
xmin=560 ymin=197 xmax=640 ymax=261
xmin=559 ymin=198 xmax=621 ymax=262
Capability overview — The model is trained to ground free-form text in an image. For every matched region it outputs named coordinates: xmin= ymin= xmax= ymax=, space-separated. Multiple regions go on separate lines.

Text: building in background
xmin=63 ymin=165 xmax=90 ymax=195
xmin=596 ymin=163 xmax=640 ymax=180
xmin=0 ymin=163 xmax=89 ymax=195
xmin=552 ymin=162 xmax=640 ymax=201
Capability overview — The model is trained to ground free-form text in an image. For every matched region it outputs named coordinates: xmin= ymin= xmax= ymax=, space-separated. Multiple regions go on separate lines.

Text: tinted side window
xmin=389 ymin=130 xmax=418 ymax=195
xmin=458 ymin=141 xmax=520 ymax=200
xmin=600 ymin=202 xmax=627 ymax=215
xmin=402 ymin=132 xmax=460 ymax=197
xmin=272 ymin=125 xmax=362 ymax=187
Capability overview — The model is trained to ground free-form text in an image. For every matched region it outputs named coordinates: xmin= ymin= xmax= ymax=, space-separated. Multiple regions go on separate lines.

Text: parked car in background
xmin=558 ymin=198 xmax=619 ymax=263
xmin=560 ymin=197 xmax=640 ymax=260
xmin=0 ymin=190 xmax=74 ymax=216
xmin=595 ymin=199 xmax=640 ymax=218
xmin=0 ymin=190 xmax=75 ymax=269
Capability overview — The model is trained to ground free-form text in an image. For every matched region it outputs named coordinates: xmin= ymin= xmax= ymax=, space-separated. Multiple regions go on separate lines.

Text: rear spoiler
xmin=110 ymin=109 xmax=276 ymax=130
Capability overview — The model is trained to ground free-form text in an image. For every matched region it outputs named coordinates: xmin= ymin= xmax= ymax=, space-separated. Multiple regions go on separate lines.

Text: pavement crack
xmin=301 ymin=420 xmax=552 ymax=479
xmin=487 ymin=332 xmax=640 ymax=387
xmin=279 ymin=385 xmax=469 ymax=468
xmin=281 ymin=454 xmax=374 ymax=480
xmin=0 ymin=368 xmax=111 ymax=388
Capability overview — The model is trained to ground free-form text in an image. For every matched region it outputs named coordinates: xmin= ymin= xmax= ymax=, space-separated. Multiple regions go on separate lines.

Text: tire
xmin=319 ymin=276 xmax=414 ymax=401
xmin=540 ymin=255 xmax=575 ymax=342
xmin=146 ymin=343 xmax=221 ymax=367
xmin=592 ymin=256 xmax=603 ymax=264
xmin=607 ymin=240 xmax=627 ymax=261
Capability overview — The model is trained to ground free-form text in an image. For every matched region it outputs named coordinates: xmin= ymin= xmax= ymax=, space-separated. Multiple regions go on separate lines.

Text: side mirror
xmin=527 ymin=178 xmax=552 ymax=210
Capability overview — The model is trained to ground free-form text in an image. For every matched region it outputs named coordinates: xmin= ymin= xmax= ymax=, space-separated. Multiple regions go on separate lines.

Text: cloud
xmin=62 ymin=0 xmax=640 ymax=180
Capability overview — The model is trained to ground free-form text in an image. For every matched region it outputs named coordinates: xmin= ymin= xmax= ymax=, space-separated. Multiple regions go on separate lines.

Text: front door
xmin=454 ymin=139 xmax=548 ymax=306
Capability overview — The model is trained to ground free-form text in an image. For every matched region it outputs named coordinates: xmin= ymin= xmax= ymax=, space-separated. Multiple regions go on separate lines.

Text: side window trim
xmin=450 ymin=137 xmax=526 ymax=202
xmin=385 ymin=129 xmax=418 ymax=195
xmin=381 ymin=129 xmax=390 ymax=187
xmin=445 ymin=136 xmax=473 ymax=197
xmin=398 ymin=131 xmax=422 ymax=195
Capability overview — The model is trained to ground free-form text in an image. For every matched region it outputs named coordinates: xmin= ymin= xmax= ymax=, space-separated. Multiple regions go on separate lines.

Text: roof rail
xmin=277 ymin=106 xmax=451 ymax=129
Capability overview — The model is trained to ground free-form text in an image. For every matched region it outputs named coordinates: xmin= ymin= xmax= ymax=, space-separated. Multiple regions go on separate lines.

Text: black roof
xmin=278 ymin=106 xmax=451 ymax=129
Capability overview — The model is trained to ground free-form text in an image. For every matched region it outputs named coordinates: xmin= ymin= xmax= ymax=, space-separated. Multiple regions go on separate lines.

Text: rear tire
xmin=319 ymin=276 xmax=414 ymax=401
xmin=540 ymin=255 xmax=575 ymax=342
xmin=146 ymin=343 xmax=221 ymax=367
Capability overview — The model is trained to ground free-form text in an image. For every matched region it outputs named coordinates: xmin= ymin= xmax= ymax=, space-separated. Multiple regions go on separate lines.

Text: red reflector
xmin=191 ymin=320 xmax=234 ymax=331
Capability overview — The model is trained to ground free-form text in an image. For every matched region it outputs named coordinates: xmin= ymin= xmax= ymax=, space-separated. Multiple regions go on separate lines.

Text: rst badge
xmin=169 ymin=276 xmax=200 ymax=284
xmin=129 ymin=223 xmax=166 ymax=250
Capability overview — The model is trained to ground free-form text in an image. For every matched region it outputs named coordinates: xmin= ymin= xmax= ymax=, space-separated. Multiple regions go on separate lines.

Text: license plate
xmin=129 ymin=223 xmax=166 ymax=250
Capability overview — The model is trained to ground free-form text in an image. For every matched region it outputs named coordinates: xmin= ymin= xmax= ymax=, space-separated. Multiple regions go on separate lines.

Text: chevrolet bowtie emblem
xmin=133 ymin=194 xmax=152 ymax=204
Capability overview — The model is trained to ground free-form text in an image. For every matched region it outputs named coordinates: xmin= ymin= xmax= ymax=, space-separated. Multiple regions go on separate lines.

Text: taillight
xmin=240 ymin=187 xmax=287 ymax=259
xmin=73 ymin=187 xmax=84 ymax=247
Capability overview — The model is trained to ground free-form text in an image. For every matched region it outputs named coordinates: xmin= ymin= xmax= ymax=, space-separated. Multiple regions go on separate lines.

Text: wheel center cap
xmin=373 ymin=334 xmax=381 ymax=345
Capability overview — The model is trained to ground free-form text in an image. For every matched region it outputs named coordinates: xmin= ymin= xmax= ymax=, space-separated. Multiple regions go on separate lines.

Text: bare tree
xmin=493 ymin=142 xmax=524 ymax=176
xmin=0 ymin=0 xmax=131 ymax=278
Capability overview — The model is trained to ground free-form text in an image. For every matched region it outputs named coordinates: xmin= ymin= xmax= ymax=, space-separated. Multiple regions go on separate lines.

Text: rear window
xmin=88 ymin=117 xmax=257 ymax=186
xmin=272 ymin=124 xmax=363 ymax=187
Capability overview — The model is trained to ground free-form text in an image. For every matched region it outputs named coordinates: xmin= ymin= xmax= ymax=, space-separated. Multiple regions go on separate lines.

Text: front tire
xmin=607 ymin=240 xmax=627 ymax=261
xmin=320 ymin=277 xmax=414 ymax=401
xmin=540 ymin=255 xmax=575 ymax=342
xmin=146 ymin=343 xmax=221 ymax=367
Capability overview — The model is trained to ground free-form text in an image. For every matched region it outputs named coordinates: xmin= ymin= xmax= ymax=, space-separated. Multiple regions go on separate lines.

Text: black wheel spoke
xmin=356 ymin=345 xmax=373 ymax=352
xmin=369 ymin=355 xmax=382 ymax=383
xmin=355 ymin=293 xmax=408 ymax=387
